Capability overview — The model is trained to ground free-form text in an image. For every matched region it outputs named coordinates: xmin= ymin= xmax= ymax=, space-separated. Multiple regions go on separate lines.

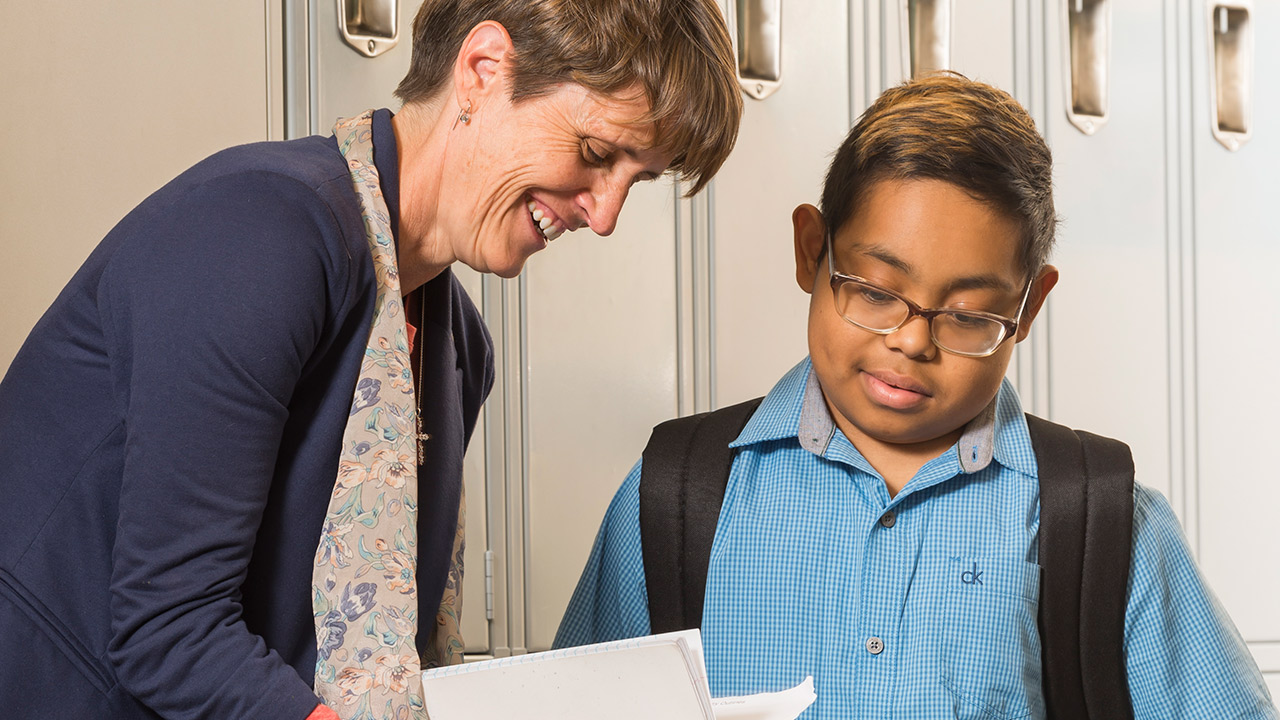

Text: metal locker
xmin=1043 ymin=0 xmax=1176 ymax=510
xmin=1191 ymin=0 xmax=1280 ymax=694
xmin=711 ymin=0 xmax=853 ymax=410
xmin=519 ymin=182 xmax=684 ymax=652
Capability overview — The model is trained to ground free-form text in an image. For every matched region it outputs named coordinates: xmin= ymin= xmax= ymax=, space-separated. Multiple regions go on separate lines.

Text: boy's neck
xmin=824 ymin=399 xmax=964 ymax=498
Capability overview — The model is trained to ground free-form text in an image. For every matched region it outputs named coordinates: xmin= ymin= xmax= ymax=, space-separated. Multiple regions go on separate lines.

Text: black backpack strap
xmin=639 ymin=397 xmax=764 ymax=634
xmin=1026 ymin=414 xmax=1135 ymax=720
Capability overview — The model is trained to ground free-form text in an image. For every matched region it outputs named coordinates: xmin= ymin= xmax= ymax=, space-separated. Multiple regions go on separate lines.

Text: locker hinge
xmin=483 ymin=550 xmax=494 ymax=621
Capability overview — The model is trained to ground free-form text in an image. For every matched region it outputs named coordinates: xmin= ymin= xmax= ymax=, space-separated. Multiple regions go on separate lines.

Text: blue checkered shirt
xmin=555 ymin=359 xmax=1277 ymax=719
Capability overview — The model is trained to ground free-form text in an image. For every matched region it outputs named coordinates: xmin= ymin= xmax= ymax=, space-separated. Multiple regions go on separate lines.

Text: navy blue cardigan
xmin=0 ymin=110 xmax=493 ymax=718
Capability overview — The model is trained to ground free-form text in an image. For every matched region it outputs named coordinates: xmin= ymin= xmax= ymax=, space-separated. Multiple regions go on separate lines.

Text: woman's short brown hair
xmin=820 ymin=73 xmax=1057 ymax=277
xmin=395 ymin=0 xmax=742 ymax=195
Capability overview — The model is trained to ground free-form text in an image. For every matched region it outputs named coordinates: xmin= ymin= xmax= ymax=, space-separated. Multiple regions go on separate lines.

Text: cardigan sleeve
xmin=97 ymin=170 xmax=353 ymax=720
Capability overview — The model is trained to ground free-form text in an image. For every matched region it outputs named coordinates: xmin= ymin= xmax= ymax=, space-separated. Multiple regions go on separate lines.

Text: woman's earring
xmin=458 ymin=99 xmax=473 ymax=126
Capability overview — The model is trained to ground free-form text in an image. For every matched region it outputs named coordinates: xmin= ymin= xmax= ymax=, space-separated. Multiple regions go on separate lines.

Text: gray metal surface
xmin=1207 ymin=2 xmax=1253 ymax=150
xmin=1191 ymin=0 xmax=1279 ymax=669
xmin=339 ymin=0 xmax=400 ymax=58
xmin=905 ymin=0 xmax=954 ymax=77
xmin=734 ymin=0 xmax=784 ymax=99
xmin=1064 ymin=0 xmax=1111 ymax=135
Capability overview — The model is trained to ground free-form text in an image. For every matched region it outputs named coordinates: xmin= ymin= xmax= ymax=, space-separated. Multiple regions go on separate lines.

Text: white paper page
xmin=711 ymin=676 xmax=816 ymax=720
xmin=422 ymin=630 xmax=714 ymax=720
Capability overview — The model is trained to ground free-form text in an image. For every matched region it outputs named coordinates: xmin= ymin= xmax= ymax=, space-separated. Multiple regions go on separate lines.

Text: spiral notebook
xmin=420 ymin=629 xmax=815 ymax=720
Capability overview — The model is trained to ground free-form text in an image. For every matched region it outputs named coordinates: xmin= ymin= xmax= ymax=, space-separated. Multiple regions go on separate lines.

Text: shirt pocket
xmin=936 ymin=555 xmax=1043 ymax=720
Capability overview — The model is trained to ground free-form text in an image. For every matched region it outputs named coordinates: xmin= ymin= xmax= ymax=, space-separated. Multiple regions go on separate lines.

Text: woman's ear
xmin=1015 ymin=264 xmax=1060 ymax=342
xmin=452 ymin=21 xmax=514 ymax=111
xmin=793 ymin=204 xmax=826 ymax=295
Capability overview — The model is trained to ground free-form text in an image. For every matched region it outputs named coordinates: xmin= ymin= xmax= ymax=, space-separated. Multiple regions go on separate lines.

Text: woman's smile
xmin=524 ymin=196 xmax=567 ymax=243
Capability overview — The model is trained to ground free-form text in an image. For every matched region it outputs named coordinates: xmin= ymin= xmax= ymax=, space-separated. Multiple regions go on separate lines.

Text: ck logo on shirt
xmin=961 ymin=561 xmax=984 ymax=586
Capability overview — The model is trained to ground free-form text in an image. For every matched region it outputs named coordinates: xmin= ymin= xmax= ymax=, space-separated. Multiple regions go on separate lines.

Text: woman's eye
xmin=582 ymin=141 xmax=608 ymax=166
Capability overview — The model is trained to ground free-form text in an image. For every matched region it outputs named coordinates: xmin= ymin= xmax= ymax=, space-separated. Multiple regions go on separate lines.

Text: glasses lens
xmin=932 ymin=311 xmax=1006 ymax=356
xmin=835 ymin=280 xmax=909 ymax=331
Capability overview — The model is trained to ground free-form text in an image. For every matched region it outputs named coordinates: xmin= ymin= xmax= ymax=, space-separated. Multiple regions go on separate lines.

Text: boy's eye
xmin=857 ymin=286 xmax=898 ymax=305
xmin=946 ymin=311 xmax=987 ymax=328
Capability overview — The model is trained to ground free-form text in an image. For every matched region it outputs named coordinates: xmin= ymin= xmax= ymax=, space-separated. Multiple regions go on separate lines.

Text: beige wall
xmin=0 ymin=2 xmax=280 ymax=372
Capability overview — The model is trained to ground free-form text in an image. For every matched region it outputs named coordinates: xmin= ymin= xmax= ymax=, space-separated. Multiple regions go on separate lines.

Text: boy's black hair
xmin=820 ymin=72 xmax=1057 ymax=278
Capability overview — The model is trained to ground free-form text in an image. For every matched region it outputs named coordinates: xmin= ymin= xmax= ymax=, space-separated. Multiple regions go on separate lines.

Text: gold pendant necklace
xmin=413 ymin=290 xmax=431 ymax=466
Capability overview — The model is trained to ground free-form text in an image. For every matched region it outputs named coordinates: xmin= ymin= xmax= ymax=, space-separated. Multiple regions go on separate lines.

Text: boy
xmin=554 ymin=75 xmax=1277 ymax=718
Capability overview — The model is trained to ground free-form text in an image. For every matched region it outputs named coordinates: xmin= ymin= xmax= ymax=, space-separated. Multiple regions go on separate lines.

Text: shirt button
xmin=879 ymin=511 xmax=897 ymax=528
xmin=866 ymin=636 xmax=885 ymax=655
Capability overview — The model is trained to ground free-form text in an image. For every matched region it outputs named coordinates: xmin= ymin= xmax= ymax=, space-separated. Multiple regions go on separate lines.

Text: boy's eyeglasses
xmin=826 ymin=233 xmax=1034 ymax=358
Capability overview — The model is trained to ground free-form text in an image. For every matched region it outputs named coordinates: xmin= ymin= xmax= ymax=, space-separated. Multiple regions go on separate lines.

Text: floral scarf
xmin=309 ymin=111 xmax=464 ymax=720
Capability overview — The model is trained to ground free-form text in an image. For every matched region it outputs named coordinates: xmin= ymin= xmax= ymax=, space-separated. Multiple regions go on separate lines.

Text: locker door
xmin=298 ymin=0 xmax=415 ymax=135
xmin=866 ymin=4 xmax=1278 ymax=690
xmin=1042 ymin=0 xmax=1176 ymax=505
xmin=519 ymin=176 xmax=682 ymax=653
xmin=804 ymin=1 xmax=1049 ymax=411
xmin=884 ymin=2 xmax=1178 ymax=523
xmin=880 ymin=1 xmax=1047 ymax=402
xmin=287 ymin=0 xmax=493 ymax=656
xmin=712 ymin=0 xmax=853 ymax=408
xmin=521 ymin=0 xmax=857 ymax=651
xmin=1190 ymin=1 xmax=1280 ymax=695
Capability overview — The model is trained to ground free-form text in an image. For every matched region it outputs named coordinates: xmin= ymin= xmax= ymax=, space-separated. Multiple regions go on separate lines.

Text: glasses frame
xmin=825 ymin=233 xmax=1035 ymax=358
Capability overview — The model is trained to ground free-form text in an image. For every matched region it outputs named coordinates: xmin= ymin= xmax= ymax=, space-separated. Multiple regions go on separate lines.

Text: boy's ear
xmin=793 ymin=203 xmax=826 ymax=294
xmin=1015 ymin=265 xmax=1060 ymax=342
xmin=453 ymin=21 xmax=514 ymax=109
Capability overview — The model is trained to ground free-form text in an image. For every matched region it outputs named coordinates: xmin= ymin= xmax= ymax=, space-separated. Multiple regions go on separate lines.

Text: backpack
xmin=639 ymin=397 xmax=1135 ymax=720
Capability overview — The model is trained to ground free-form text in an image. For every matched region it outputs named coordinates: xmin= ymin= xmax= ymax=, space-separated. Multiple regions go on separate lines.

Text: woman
xmin=0 ymin=1 xmax=741 ymax=718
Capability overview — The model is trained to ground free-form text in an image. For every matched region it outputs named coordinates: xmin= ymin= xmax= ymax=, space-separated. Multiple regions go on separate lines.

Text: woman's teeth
xmin=526 ymin=200 xmax=565 ymax=242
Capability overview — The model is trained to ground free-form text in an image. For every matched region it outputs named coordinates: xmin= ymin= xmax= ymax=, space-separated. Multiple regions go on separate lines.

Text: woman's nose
xmin=577 ymin=175 xmax=631 ymax=236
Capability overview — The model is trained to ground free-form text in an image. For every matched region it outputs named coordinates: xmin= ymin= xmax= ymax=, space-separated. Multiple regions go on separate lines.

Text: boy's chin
xmin=861 ymin=418 xmax=962 ymax=448
xmin=831 ymin=396 xmax=971 ymax=449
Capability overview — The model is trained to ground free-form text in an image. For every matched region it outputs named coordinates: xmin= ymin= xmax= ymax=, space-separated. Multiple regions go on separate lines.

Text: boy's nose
xmin=884 ymin=316 xmax=937 ymax=360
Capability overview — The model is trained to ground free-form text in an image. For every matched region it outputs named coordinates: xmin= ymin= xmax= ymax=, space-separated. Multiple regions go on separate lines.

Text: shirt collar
xmin=957 ymin=396 xmax=997 ymax=473
xmin=370 ymin=108 xmax=400 ymax=249
xmin=729 ymin=358 xmax=1037 ymax=477
xmin=728 ymin=359 xmax=813 ymax=450
xmin=798 ymin=368 xmax=837 ymax=455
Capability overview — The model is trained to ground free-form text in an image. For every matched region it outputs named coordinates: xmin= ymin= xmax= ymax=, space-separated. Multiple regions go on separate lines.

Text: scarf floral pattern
xmin=310 ymin=111 xmax=442 ymax=720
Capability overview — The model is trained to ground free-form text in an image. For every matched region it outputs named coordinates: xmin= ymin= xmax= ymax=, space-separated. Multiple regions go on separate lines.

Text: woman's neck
xmin=391 ymin=101 xmax=455 ymax=295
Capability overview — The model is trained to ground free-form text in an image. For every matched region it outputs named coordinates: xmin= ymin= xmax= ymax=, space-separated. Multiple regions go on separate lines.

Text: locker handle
xmin=733 ymin=0 xmax=782 ymax=100
xmin=338 ymin=0 xmax=398 ymax=58
xmin=1063 ymin=0 xmax=1110 ymax=136
xmin=903 ymin=0 xmax=953 ymax=78
xmin=1208 ymin=2 xmax=1253 ymax=151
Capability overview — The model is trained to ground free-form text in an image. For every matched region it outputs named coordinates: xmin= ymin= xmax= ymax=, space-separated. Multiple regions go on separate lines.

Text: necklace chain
xmin=414 ymin=290 xmax=430 ymax=466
